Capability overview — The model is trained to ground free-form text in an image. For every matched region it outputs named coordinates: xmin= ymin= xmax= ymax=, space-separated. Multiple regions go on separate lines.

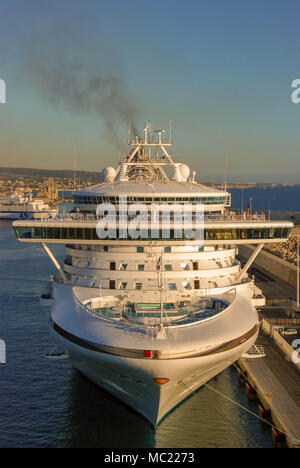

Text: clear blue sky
xmin=0 ymin=0 xmax=300 ymax=182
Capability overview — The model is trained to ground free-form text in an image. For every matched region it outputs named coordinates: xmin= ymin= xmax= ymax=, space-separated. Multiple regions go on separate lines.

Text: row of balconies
xmin=62 ymin=270 xmax=237 ymax=291
xmin=64 ymin=255 xmax=239 ymax=271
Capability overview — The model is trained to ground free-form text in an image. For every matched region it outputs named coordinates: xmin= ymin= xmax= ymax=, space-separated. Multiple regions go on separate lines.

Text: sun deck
xmin=83 ymin=297 xmax=229 ymax=327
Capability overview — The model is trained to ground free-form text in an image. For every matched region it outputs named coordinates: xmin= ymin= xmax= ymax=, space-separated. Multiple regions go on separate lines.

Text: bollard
xmin=246 ymin=382 xmax=256 ymax=398
xmin=258 ymin=403 xmax=271 ymax=420
xmin=272 ymin=427 xmax=286 ymax=448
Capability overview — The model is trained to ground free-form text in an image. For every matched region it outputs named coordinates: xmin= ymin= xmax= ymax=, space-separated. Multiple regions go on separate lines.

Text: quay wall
xmin=237 ymin=358 xmax=300 ymax=448
xmin=238 ymin=245 xmax=298 ymax=289
xmin=261 ymin=319 xmax=300 ymax=371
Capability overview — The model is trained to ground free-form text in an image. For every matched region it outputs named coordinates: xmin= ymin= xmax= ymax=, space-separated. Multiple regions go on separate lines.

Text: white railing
xmin=20 ymin=211 xmax=281 ymax=225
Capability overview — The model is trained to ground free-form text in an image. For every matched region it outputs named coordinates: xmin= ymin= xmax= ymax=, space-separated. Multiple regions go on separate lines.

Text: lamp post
xmin=249 ymin=197 xmax=253 ymax=215
xmin=297 ymin=227 xmax=300 ymax=311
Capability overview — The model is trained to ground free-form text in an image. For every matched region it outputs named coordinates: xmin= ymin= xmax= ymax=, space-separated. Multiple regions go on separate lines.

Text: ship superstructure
xmin=13 ymin=123 xmax=293 ymax=426
xmin=0 ymin=192 xmax=57 ymax=220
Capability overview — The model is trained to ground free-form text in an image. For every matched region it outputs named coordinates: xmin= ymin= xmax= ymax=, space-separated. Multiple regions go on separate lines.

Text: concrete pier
xmin=238 ymin=332 xmax=300 ymax=448
xmin=236 ymin=246 xmax=300 ymax=447
xmin=238 ymin=249 xmax=300 ymax=448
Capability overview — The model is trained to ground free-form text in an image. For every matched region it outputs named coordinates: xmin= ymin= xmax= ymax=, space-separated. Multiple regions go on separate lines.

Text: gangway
xmin=242 ymin=344 xmax=266 ymax=359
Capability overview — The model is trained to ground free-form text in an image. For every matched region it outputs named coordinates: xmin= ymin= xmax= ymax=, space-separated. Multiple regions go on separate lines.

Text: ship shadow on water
xmin=57 ymin=368 xmax=156 ymax=448
xmin=54 ymin=365 xmax=273 ymax=448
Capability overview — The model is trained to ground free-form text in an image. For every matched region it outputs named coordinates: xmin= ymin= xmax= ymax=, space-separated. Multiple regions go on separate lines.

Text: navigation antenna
xmin=224 ymin=156 xmax=228 ymax=192
xmin=73 ymin=144 xmax=77 ymax=190
xmin=169 ymin=120 xmax=173 ymax=144
xmin=127 ymin=123 xmax=132 ymax=145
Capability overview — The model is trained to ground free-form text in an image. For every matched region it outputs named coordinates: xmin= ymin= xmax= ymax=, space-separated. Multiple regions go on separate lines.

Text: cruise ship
xmin=0 ymin=192 xmax=57 ymax=220
xmin=13 ymin=123 xmax=293 ymax=426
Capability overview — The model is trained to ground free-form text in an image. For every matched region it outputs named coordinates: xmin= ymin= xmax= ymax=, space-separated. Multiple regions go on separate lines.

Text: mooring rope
xmin=179 ymin=377 xmax=300 ymax=446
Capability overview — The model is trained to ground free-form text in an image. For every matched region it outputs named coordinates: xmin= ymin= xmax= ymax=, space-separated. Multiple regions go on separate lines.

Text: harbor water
xmin=230 ymin=185 xmax=300 ymax=212
xmin=3 ymin=185 xmax=299 ymax=447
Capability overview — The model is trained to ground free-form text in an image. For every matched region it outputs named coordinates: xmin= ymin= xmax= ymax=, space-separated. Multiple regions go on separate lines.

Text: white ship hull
xmin=0 ymin=209 xmax=57 ymax=220
xmin=52 ymin=330 xmax=257 ymax=426
xmin=0 ymin=210 xmax=28 ymax=220
xmin=50 ymin=282 xmax=259 ymax=427
xmin=0 ymin=194 xmax=57 ymax=220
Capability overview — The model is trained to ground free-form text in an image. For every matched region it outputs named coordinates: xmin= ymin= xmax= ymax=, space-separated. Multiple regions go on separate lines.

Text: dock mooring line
xmin=180 ymin=379 xmax=300 ymax=447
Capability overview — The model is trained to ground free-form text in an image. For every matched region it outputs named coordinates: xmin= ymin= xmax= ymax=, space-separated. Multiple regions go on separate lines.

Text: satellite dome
xmin=102 ymin=167 xmax=116 ymax=182
xmin=179 ymin=164 xmax=190 ymax=181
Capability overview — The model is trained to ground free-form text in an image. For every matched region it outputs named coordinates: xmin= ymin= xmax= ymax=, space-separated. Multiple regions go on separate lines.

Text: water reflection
xmin=60 ymin=369 xmax=155 ymax=448
xmin=60 ymin=366 xmax=273 ymax=448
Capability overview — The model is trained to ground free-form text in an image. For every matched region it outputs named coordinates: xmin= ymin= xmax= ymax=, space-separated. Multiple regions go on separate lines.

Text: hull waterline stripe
xmin=50 ymin=318 xmax=258 ymax=360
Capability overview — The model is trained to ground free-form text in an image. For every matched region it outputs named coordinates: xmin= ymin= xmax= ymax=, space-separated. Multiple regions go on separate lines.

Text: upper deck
xmin=11 ymin=124 xmax=294 ymax=246
xmin=72 ymin=122 xmax=231 ymax=213
xmin=13 ymin=211 xmax=293 ymax=245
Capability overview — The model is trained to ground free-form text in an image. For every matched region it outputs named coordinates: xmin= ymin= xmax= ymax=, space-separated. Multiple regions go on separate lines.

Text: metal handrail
xmin=19 ymin=212 xmax=283 ymax=224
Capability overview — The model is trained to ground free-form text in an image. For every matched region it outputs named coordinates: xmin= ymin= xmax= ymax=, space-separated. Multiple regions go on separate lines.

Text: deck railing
xmin=22 ymin=211 xmax=282 ymax=224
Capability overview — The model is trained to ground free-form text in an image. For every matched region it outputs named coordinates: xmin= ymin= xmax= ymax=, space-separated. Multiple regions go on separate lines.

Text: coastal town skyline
xmin=0 ymin=0 xmax=300 ymax=183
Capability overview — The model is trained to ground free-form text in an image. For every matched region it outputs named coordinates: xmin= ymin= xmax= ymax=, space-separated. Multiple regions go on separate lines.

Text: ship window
xmin=134 ymin=283 xmax=142 ymax=290
xmin=137 ymin=247 xmax=144 ymax=253
xmin=137 ymin=264 xmax=145 ymax=271
xmin=119 ymin=264 xmax=128 ymax=271
xmin=165 ymin=264 xmax=172 ymax=271
xmin=103 ymin=246 xmax=109 ymax=252
xmin=110 ymin=262 xmax=116 ymax=270
xmin=168 ymin=282 xmax=177 ymax=290
xmin=119 ymin=282 xmax=127 ymax=290
xmin=109 ymin=280 xmax=116 ymax=290
xmin=164 ymin=247 xmax=171 ymax=253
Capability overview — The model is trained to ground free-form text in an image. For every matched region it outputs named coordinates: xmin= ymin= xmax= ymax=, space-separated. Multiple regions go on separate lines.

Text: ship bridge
xmin=13 ymin=214 xmax=292 ymax=245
